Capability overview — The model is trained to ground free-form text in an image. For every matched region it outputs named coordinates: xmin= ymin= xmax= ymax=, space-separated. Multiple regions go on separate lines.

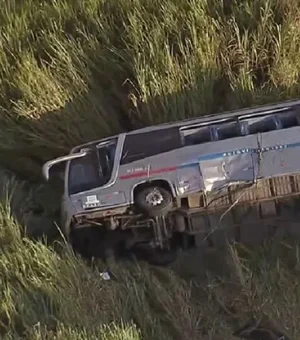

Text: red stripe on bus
xmin=119 ymin=166 xmax=177 ymax=180
xmin=119 ymin=171 xmax=148 ymax=180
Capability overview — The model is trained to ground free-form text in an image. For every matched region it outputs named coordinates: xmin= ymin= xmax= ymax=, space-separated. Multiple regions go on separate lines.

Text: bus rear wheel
xmin=135 ymin=185 xmax=173 ymax=217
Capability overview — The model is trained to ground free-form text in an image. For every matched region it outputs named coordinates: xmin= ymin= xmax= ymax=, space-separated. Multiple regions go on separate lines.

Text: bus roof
xmin=127 ymin=98 xmax=300 ymax=135
xmin=72 ymin=98 xmax=300 ymax=152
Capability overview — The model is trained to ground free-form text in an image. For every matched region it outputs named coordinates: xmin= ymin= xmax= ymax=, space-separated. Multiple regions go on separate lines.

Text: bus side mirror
xmin=44 ymin=162 xmax=66 ymax=182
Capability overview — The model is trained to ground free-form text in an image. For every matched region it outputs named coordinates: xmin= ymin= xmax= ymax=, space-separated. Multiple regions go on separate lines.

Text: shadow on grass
xmin=0 ymin=76 xmax=299 ymax=252
xmin=0 ymin=80 xmax=249 ymax=248
xmin=1 ymin=168 xmax=299 ymax=339
xmin=0 ymin=67 xmax=291 ymax=182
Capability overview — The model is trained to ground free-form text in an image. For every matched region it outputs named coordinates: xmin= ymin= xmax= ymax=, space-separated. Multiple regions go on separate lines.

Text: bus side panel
xmin=180 ymin=134 xmax=259 ymax=192
xmin=258 ymin=126 xmax=300 ymax=178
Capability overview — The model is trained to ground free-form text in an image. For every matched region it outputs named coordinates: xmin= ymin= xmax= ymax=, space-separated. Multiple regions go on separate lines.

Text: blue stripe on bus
xmin=178 ymin=141 xmax=300 ymax=169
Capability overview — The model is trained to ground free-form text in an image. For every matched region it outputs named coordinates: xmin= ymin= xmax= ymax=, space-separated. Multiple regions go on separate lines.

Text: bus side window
xmin=120 ymin=127 xmax=182 ymax=165
xmin=181 ymin=126 xmax=211 ymax=146
xmin=277 ymin=111 xmax=300 ymax=129
xmin=216 ymin=122 xmax=240 ymax=140
xmin=244 ymin=115 xmax=278 ymax=134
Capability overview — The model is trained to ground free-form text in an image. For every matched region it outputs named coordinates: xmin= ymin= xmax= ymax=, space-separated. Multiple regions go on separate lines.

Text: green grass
xmin=0 ymin=191 xmax=212 ymax=340
xmin=1 ymin=187 xmax=300 ymax=339
xmin=2 ymin=0 xmax=300 ymax=338
xmin=1 ymin=0 xmax=300 ymax=176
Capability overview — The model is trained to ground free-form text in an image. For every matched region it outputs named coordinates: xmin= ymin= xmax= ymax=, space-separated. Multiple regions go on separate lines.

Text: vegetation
xmin=1 ymin=183 xmax=300 ymax=339
xmin=1 ymin=0 xmax=300 ymax=176
xmin=1 ymin=0 xmax=300 ymax=338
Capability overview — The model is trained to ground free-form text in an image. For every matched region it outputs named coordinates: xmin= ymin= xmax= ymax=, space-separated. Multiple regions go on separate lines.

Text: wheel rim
xmin=145 ymin=188 xmax=164 ymax=206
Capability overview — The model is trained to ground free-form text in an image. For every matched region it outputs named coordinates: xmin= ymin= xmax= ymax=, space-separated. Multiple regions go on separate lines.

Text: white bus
xmin=43 ymin=99 xmax=300 ymax=264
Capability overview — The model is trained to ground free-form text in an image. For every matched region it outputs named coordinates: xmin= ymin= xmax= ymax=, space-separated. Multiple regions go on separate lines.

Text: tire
xmin=135 ymin=185 xmax=173 ymax=217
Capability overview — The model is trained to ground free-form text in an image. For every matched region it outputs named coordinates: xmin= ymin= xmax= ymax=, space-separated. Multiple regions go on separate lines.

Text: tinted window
xmin=68 ymin=139 xmax=117 ymax=194
xmin=181 ymin=121 xmax=241 ymax=145
xmin=120 ymin=128 xmax=181 ymax=165
xmin=97 ymin=141 xmax=117 ymax=182
xmin=244 ymin=115 xmax=278 ymax=134
xmin=216 ymin=122 xmax=240 ymax=140
xmin=181 ymin=126 xmax=211 ymax=146
xmin=277 ymin=111 xmax=299 ymax=129
xmin=240 ymin=110 xmax=300 ymax=134
xmin=68 ymin=150 xmax=100 ymax=195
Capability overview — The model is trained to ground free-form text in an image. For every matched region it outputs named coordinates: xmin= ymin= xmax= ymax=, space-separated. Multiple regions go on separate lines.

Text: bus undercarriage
xmin=71 ymin=172 xmax=300 ymax=265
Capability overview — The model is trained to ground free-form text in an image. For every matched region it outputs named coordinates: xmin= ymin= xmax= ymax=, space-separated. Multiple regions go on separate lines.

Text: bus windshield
xmin=68 ymin=138 xmax=117 ymax=195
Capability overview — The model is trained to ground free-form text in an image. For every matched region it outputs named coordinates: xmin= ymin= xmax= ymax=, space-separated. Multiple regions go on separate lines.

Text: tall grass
xmin=2 ymin=1 xmax=300 ymax=337
xmin=1 ymin=0 xmax=300 ymax=176
xmin=1 ymin=189 xmax=300 ymax=338
xmin=0 ymin=195 xmax=221 ymax=339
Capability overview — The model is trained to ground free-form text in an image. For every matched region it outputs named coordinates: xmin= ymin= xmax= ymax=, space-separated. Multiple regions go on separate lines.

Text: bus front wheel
xmin=135 ymin=185 xmax=173 ymax=217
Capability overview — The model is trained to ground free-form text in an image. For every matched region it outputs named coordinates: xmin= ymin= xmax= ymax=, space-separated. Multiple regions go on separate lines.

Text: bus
xmin=43 ymin=98 xmax=300 ymax=264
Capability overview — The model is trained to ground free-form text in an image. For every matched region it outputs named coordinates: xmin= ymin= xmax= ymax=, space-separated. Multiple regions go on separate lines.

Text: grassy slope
xmin=1 ymin=0 xmax=300 ymax=176
xmin=1 ymin=0 xmax=300 ymax=338
xmin=1 ymin=186 xmax=300 ymax=339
